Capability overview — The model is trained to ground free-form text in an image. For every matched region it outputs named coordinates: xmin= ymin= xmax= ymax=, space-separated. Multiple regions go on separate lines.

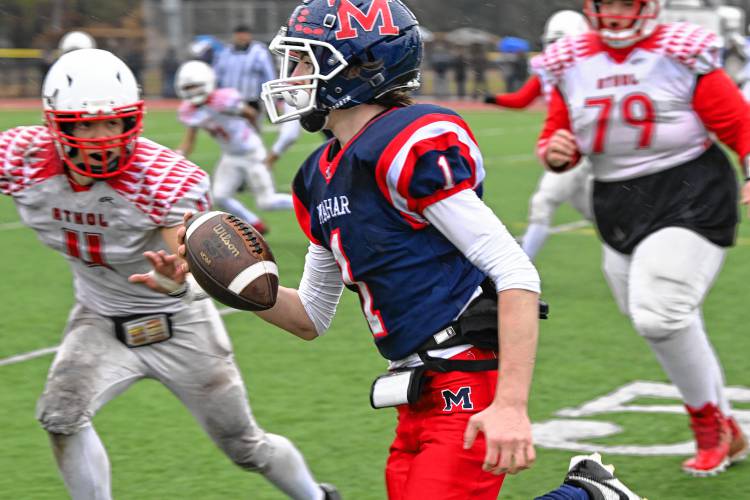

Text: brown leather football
xmin=184 ymin=211 xmax=278 ymax=311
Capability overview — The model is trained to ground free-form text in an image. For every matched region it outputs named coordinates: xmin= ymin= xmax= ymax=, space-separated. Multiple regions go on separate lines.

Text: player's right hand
xmin=128 ymin=250 xmax=187 ymax=293
xmin=544 ymin=129 xmax=579 ymax=170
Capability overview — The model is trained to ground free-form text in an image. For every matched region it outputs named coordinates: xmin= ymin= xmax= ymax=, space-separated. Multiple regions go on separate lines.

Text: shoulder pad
xmin=110 ymin=138 xmax=209 ymax=224
xmin=210 ymin=88 xmax=242 ymax=110
xmin=0 ymin=126 xmax=61 ymax=195
xmin=539 ymin=32 xmax=599 ymax=83
xmin=655 ymin=23 xmax=722 ymax=74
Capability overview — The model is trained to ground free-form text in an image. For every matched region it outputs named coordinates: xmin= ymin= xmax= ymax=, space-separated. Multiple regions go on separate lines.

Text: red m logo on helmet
xmin=327 ymin=0 xmax=400 ymax=40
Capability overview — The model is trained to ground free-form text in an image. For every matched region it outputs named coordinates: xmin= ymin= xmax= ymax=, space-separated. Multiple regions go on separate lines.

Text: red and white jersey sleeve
xmin=5 ymin=131 xmax=211 ymax=317
xmin=374 ymin=113 xmax=484 ymax=227
xmin=536 ymin=24 xmax=737 ymax=181
xmin=0 ymin=126 xmax=62 ymax=196
xmin=109 ymin=138 xmax=211 ymax=228
xmin=529 ymin=54 xmax=554 ymax=103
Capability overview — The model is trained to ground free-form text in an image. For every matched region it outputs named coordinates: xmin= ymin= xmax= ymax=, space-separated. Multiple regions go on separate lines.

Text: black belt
xmin=415 ymin=294 xmax=549 ymax=373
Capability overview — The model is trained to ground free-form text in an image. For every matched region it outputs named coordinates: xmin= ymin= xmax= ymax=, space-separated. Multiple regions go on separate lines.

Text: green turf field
xmin=0 ymin=108 xmax=747 ymax=499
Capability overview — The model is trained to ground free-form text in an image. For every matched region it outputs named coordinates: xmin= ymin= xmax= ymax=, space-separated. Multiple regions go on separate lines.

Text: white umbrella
xmin=445 ymin=27 xmax=497 ymax=46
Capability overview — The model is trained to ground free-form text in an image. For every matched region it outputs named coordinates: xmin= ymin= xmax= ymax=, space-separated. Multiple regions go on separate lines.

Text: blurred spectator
xmin=124 ymin=43 xmax=144 ymax=85
xmin=430 ymin=41 xmax=452 ymax=99
xmin=505 ymin=50 xmax=529 ymax=93
xmin=213 ymin=24 xmax=276 ymax=111
xmin=469 ymin=43 xmax=489 ymax=99
xmin=453 ymin=48 xmax=467 ymax=99
xmin=161 ymin=47 xmax=180 ymax=98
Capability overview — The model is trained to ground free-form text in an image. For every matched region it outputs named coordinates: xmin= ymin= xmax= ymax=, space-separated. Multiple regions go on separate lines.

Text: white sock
xmin=50 ymin=426 xmax=111 ymax=500
xmin=260 ymin=433 xmax=324 ymax=500
xmin=645 ymin=314 xmax=726 ymax=411
xmin=217 ymin=197 xmax=261 ymax=224
xmin=521 ymin=223 xmax=550 ymax=260
xmin=257 ymin=193 xmax=294 ymax=211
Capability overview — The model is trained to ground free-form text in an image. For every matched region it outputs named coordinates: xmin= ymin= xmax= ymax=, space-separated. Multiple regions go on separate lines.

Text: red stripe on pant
xmin=385 ymin=347 xmax=504 ymax=500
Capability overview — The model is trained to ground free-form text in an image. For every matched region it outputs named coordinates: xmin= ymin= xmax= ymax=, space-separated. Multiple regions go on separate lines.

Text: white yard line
xmin=549 ymin=219 xmax=592 ymax=234
xmin=0 ymin=307 xmax=241 ymax=368
xmin=0 ymin=346 xmax=59 ymax=367
xmin=0 ymin=221 xmax=24 ymax=231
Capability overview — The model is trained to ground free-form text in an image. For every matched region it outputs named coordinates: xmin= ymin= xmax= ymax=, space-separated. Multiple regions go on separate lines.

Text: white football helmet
xmin=58 ymin=31 xmax=97 ymax=54
xmin=584 ymin=0 xmax=664 ymax=48
xmin=42 ymin=49 xmax=143 ymax=178
xmin=175 ymin=60 xmax=216 ymax=105
xmin=544 ymin=10 xmax=591 ymax=46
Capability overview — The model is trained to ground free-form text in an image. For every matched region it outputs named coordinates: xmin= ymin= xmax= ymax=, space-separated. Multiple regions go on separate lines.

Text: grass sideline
xmin=0 ymin=108 xmax=748 ymax=499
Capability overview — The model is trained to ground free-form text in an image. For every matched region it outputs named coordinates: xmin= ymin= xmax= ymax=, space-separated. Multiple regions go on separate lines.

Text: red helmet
xmin=42 ymin=49 xmax=144 ymax=178
xmin=584 ymin=0 xmax=662 ymax=48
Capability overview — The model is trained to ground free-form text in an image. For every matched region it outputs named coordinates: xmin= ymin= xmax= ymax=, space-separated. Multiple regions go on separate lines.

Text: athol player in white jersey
xmin=537 ymin=0 xmax=749 ymax=476
xmin=1 ymin=49 xmax=337 ymax=499
xmin=175 ymin=60 xmax=294 ymax=234
xmin=485 ymin=10 xmax=594 ymax=260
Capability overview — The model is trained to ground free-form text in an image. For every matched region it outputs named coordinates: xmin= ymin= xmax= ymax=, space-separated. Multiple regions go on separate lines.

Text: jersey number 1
xmin=330 ymin=229 xmax=387 ymax=337
xmin=585 ymin=94 xmax=655 ymax=153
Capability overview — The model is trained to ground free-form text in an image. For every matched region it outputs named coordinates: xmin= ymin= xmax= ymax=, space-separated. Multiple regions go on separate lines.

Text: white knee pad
xmin=628 ymin=227 xmax=726 ymax=342
xmin=629 ymin=301 xmax=693 ymax=342
xmin=527 ymin=188 xmax=558 ymax=225
xmin=37 ymin=388 xmax=93 ymax=435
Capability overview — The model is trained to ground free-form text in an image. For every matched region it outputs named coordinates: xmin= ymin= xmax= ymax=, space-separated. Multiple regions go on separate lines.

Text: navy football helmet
xmin=261 ymin=0 xmax=423 ymax=129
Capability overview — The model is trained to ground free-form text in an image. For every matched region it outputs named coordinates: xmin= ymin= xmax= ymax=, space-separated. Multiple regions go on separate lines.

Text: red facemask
xmin=45 ymin=102 xmax=144 ymax=178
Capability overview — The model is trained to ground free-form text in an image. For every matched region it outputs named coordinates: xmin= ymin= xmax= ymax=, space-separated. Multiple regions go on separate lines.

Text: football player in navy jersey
xmin=145 ymin=1 xmax=539 ymax=498
xmin=259 ymin=1 xmax=542 ymax=496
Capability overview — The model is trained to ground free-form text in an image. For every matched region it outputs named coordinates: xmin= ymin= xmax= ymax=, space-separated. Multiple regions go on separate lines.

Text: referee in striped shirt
xmin=213 ymin=25 xmax=277 ymax=112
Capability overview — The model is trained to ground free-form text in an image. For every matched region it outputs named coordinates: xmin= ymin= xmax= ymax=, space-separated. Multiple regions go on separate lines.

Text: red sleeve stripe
xmin=375 ymin=114 xmax=484 ymax=223
xmin=292 ymin=191 xmax=321 ymax=245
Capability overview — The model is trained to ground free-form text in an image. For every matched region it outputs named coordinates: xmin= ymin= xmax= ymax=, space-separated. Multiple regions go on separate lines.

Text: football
xmin=183 ymin=211 xmax=279 ymax=311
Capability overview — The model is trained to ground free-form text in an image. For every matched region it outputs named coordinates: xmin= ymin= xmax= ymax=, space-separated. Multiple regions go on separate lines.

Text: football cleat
xmin=728 ymin=416 xmax=749 ymax=464
xmin=682 ymin=403 xmax=732 ymax=477
xmin=564 ymin=453 xmax=644 ymax=500
xmin=320 ymin=483 xmax=341 ymax=500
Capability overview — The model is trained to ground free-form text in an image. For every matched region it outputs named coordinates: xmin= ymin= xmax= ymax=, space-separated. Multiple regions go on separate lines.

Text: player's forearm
xmin=254 ymin=286 xmax=319 ymax=340
xmin=493 ymin=288 xmax=539 ymax=407
xmin=178 ymin=129 xmax=197 ymax=157
xmin=493 ymin=77 xmax=542 ymax=109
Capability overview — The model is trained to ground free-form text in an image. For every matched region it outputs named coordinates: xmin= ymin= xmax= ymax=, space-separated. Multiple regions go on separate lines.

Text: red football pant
xmin=385 ymin=348 xmax=505 ymax=500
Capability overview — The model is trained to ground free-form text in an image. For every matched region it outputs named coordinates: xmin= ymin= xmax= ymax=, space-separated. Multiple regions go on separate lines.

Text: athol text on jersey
xmin=597 ymin=74 xmax=639 ymax=89
xmin=52 ymin=208 xmax=109 ymax=227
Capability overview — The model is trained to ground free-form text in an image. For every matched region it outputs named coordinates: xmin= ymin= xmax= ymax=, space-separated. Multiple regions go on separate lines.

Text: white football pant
xmin=522 ymin=158 xmax=593 ymax=259
xmin=602 ymin=227 xmax=731 ymax=414
xmin=212 ymin=151 xmax=293 ymax=212
xmin=36 ymin=300 xmax=323 ymax=500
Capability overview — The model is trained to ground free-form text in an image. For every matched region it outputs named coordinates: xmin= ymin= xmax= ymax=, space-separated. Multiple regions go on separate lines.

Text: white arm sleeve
xmin=424 ymin=189 xmax=541 ymax=294
xmin=297 ymin=242 xmax=345 ymax=335
xmin=272 ymin=114 xmax=302 ymax=156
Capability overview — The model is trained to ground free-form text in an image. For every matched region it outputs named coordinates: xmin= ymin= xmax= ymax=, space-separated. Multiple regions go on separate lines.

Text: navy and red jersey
xmin=293 ymin=104 xmax=487 ymax=360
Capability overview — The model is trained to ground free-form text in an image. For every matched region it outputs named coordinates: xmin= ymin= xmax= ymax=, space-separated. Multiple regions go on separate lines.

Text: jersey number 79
xmin=585 ymin=93 xmax=655 ymax=153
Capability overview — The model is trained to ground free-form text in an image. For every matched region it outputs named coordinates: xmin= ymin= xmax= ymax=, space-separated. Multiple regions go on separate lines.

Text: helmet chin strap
xmin=300 ymin=109 xmax=329 ymax=133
